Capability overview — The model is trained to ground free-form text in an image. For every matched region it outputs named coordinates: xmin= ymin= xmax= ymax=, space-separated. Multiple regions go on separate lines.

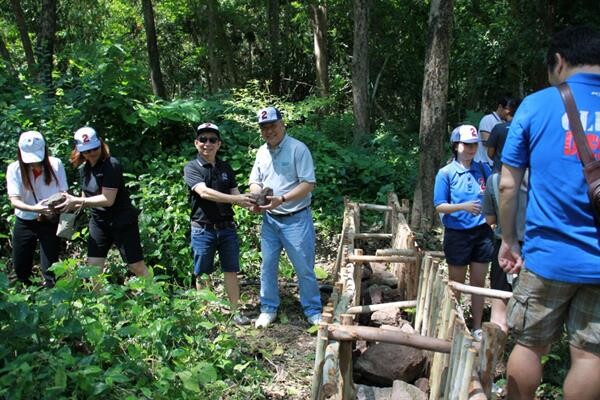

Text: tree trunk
xmin=141 ymin=0 xmax=167 ymax=99
xmin=206 ymin=0 xmax=222 ymax=93
xmin=267 ymin=0 xmax=281 ymax=95
xmin=0 ymin=33 xmax=14 ymax=72
xmin=38 ymin=0 xmax=57 ymax=97
xmin=309 ymin=3 xmax=329 ymax=96
xmin=410 ymin=0 xmax=453 ymax=231
xmin=352 ymin=0 xmax=369 ymax=142
xmin=10 ymin=0 xmax=36 ymax=74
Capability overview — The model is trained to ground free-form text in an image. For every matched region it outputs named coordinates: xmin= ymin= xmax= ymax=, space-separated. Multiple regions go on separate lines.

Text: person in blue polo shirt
xmin=433 ymin=124 xmax=493 ymax=341
xmin=499 ymin=26 xmax=600 ymax=399
xmin=249 ymin=106 xmax=322 ymax=328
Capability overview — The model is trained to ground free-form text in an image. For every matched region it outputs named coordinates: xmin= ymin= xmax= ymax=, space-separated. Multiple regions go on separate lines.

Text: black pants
xmin=12 ymin=217 xmax=59 ymax=285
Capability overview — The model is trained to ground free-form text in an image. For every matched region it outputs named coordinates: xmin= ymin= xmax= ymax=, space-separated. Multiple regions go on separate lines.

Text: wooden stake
xmin=347 ymin=254 xmax=417 ymax=263
xmin=345 ymin=300 xmax=417 ymax=314
xmin=310 ymin=323 xmax=329 ymax=400
xmin=448 ymin=281 xmax=513 ymax=300
xmin=339 ymin=314 xmax=355 ymax=400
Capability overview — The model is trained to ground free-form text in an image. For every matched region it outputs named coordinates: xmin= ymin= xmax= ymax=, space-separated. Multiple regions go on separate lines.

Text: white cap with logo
xmin=257 ymin=107 xmax=282 ymax=125
xmin=450 ymin=124 xmax=480 ymax=144
xmin=74 ymin=127 xmax=101 ymax=152
xmin=18 ymin=131 xmax=46 ymax=163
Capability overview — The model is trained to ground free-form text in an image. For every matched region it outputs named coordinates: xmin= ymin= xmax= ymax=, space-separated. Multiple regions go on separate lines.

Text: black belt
xmin=192 ymin=220 xmax=236 ymax=230
xmin=268 ymin=206 xmax=309 ymax=218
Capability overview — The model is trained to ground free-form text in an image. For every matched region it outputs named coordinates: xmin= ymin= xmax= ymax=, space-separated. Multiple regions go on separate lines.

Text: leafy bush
xmin=0 ymin=263 xmax=267 ymax=399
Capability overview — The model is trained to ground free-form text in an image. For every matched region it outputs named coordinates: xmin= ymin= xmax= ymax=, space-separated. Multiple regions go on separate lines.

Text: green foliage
xmin=0 ymin=265 xmax=267 ymax=399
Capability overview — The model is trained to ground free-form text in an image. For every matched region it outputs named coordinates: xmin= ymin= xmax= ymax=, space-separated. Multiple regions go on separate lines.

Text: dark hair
xmin=546 ymin=25 xmax=600 ymax=70
xmin=506 ymin=98 xmax=522 ymax=116
xmin=70 ymin=139 xmax=111 ymax=167
xmin=497 ymin=95 xmax=512 ymax=108
xmin=17 ymin=145 xmax=59 ymax=191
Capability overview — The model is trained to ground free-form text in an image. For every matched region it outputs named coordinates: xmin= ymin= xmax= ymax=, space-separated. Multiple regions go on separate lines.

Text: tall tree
xmin=309 ymin=2 xmax=329 ymax=96
xmin=38 ymin=0 xmax=57 ymax=97
xmin=206 ymin=0 xmax=222 ymax=92
xmin=411 ymin=0 xmax=453 ymax=231
xmin=141 ymin=0 xmax=167 ymax=99
xmin=267 ymin=0 xmax=281 ymax=95
xmin=0 ymin=33 xmax=14 ymax=71
xmin=352 ymin=0 xmax=369 ymax=142
xmin=10 ymin=0 xmax=36 ymax=74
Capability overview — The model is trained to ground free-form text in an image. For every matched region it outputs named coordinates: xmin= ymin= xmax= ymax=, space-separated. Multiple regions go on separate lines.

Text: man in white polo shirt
xmin=249 ymin=106 xmax=322 ymax=328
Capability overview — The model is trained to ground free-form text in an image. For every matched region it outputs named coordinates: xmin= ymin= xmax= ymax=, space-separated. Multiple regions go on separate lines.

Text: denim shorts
xmin=191 ymin=226 xmax=240 ymax=276
xmin=507 ymin=268 xmax=600 ymax=353
xmin=443 ymin=224 xmax=494 ymax=266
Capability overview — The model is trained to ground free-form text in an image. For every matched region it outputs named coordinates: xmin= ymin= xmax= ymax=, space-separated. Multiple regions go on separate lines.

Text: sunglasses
xmin=82 ymin=147 xmax=100 ymax=154
xmin=197 ymin=136 xmax=219 ymax=144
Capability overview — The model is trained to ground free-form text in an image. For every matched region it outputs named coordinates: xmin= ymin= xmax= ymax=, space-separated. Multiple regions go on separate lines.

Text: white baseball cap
xmin=74 ymin=127 xmax=101 ymax=152
xmin=18 ymin=131 xmax=46 ymax=163
xmin=257 ymin=107 xmax=282 ymax=125
xmin=196 ymin=122 xmax=220 ymax=137
xmin=450 ymin=124 xmax=480 ymax=144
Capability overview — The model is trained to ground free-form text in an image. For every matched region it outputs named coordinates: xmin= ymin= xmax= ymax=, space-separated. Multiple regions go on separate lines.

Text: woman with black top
xmin=58 ymin=127 xmax=148 ymax=277
xmin=6 ymin=131 xmax=68 ymax=287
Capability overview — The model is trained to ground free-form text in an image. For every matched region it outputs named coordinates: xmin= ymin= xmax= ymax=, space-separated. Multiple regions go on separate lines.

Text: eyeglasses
xmin=82 ymin=147 xmax=100 ymax=154
xmin=197 ymin=136 xmax=219 ymax=144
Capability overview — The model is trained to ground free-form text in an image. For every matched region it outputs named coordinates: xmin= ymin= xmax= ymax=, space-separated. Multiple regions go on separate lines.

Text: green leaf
xmin=178 ymin=371 xmax=200 ymax=393
xmin=314 ymin=266 xmax=328 ymax=280
xmin=76 ymin=265 xmax=102 ymax=279
xmin=54 ymin=368 xmax=67 ymax=389
xmin=195 ymin=362 xmax=218 ymax=385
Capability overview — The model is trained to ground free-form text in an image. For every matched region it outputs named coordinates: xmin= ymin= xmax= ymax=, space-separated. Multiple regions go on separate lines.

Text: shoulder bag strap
xmin=557 ymin=82 xmax=595 ymax=166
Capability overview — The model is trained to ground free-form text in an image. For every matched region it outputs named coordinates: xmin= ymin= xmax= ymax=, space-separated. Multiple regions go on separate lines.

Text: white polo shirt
xmin=6 ymin=157 xmax=68 ymax=220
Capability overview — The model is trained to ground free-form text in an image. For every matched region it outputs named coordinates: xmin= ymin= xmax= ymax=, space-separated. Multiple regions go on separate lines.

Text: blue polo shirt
xmin=433 ymin=160 xmax=491 ymax=230
xmin=502 ymin=73 xmax=600 ymax=283
xmin=249 ymin=134 xmax=316 ymax=214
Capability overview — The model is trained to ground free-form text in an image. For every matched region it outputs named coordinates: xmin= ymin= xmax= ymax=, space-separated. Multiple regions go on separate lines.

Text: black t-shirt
xmin=81 ymin=156 xmax=135 ymax=222
xmin=183 ymin=156 xmax=237 ymax=223
xmin=487 ymin=121 xmax=511 ymax=172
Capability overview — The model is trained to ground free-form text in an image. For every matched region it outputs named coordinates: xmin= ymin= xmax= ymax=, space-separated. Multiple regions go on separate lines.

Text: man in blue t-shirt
xmin=499 ymin=26 xmax=600 ymax=400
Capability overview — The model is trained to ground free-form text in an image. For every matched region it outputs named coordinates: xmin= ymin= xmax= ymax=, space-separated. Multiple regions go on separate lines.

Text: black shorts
xmin=443 ymin=224 xmax=494 ymax=266
xmin=490 ymin=238 xmax=512 ymax=291
xmin=88 ymin=211 xmax=144 ymax=264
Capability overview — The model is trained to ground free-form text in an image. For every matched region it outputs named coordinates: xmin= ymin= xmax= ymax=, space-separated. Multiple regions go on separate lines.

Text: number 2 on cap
xmin=261 ymin=111 xmax=267 ymax=119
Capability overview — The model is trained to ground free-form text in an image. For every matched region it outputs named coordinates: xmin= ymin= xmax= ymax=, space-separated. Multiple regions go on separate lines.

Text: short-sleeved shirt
xmin=6 ymin=156 xmax=68 ymax=220
xmin=475 ymin=112 xmax=503 ymax=165
xmin=249 ymin=134 xmax=316 ymax=214
xmin=502 ymin=72 xmax=600 ymax=283
xmin=184 ymin=155 xmax=237 ymax=223
xmin=487 ymin=121 xmax=511 ymax=172
xmin=81 ymin=156 xmax=135 ymax=222
xmin=482 ymin=172 xmax=527 ymax=240
xmin=433 ymin=160 xmax=491 ymax=230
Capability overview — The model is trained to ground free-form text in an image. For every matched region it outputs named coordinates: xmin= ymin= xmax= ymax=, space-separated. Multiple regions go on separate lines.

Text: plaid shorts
xmin=507 ymin=268 xmax=600 ymax=353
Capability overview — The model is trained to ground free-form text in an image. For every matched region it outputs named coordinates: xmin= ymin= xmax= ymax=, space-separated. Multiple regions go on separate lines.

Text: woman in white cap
xmin=6 ymin=131 xmax=68 ymax=287
xmin=58 ymin=127 xmax=148 ymax=278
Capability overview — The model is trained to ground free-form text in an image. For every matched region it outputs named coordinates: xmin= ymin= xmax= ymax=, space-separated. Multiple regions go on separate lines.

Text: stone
xmin=250 ymin=186 xmax=273 ymax=206
xmin=413 ymin=378 xmax=429 ymax=394
xmin=391 ymin=380 xmax=427 ymax=400
xmin=43 ymin=193 xmax=66 ymax=208
xmin=371 ymin=309 xmax=401 ymax=326
xmin=354 ymin=342 xmax=427 ymax=386
xmin=356 ymin=384 xmax=393 ymax=400
xmin=368 ymin=284 xmax=384 ymax=304
xmin=367 ymin=263 xmax=398 ymax=288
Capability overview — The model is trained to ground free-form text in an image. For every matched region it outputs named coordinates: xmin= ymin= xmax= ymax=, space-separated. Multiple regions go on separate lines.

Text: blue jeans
xmin=260 ymin=208 xmax=322 ymax=317
xmin=191 ymin=226 xmax=240 ymax=275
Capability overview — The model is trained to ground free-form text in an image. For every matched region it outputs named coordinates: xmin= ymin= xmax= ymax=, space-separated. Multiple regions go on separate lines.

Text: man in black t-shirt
xmin=183 ymin=123 xmax=255 ymax=325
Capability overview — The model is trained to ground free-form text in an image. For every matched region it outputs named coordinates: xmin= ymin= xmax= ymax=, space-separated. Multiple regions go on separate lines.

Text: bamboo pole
xmin=345 ymin=300 xmax=417 ymax=314
xmin=375 ymin=248 xmax=416 ymax=256
xmin=415 ymin=255 xmax=432 ymax=332
xmin=448 ymin=281 xmax=513 ymax=300
xmin=444 ymin=323 xmax=463 ymax=400
xmin=459 ymin=348 xmax=478 ymax=400
xmin=326 ymin=325 xmax=452 ymax=353
xmin=420 ymin=259 xmax=438 ymax=335
xmin=468 ymin=371 xmax=487 ymax=400
xmin=339 ymin=314 xmax=355 ymax=400
xmin=450 ymin=333 xmax=470 ymax=399
xmin=352 ymin=250 xmax=363 ymax=307
xmin=310 ymin=323 xmax=329 ymax=400
xmin=357 ymin=203 xmax=393 ymax=212
xmin=354 ymin=233 xmax=393 ymax=239
xmin=346 ymin=254 xmax=417 ymax=263
xmin=427 ymin=250 xmax=445 ymax=258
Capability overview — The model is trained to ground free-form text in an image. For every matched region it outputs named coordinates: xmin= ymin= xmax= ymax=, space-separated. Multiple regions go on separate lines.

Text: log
xmin=326 ymin=324 xmax=452 ymax=353
xmin=347 ymin=254 xmax=417 ymax=263
xmin=415 ymin=255 xmax=432 ymax=332
xmin=459 ymin=348 xmax=477 ymax=400
xmin=375 ymin=248 xmax=416 ymax=256
xmin=358 ymin=203 xmax=392 ymax=212
xmin=352 ymin=250 xmax=363 ymax=307
xmin=339 ymin=314 xmax=355 ymax=399
xmin=448 ymin=281 xmax=513 ymax=300
xmin=322 ymin=341 xmax=340 ymax=397
xmin=345 ymin=300 xmax=417 ymax=314
xmin=478 ymin=322 xmax=508 ymax=397
xmin=468 ymin=371 xmax=487 ymax=400
xmin=427 ymin=250 xmax=445 ymax=258
xmin=310 ymin=323 xmax=329 ymax=400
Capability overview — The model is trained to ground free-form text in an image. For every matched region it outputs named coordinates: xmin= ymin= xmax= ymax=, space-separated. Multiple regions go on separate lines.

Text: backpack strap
xmin=557 ymin=83 xmax=595 ymax=166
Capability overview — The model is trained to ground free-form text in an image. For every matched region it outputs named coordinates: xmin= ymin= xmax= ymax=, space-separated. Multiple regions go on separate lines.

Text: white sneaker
xmin=472 ymin=328 xmax=483 ymax=342
xmin=255 ymin=312 xmax=277 ymax=328
xmin=307 ymin=313 xmax=322 ymax=325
